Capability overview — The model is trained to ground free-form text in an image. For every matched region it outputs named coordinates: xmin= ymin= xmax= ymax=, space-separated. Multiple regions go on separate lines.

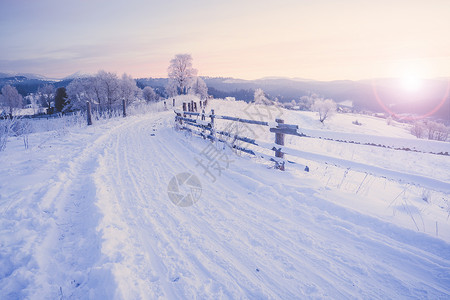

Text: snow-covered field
xmin=1 ymin=99 xmax=449 ymax=299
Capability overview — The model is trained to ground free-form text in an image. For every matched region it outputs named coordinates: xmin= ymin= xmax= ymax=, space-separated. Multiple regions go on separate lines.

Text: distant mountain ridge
xmin=1 ymin=71 xmax=449 ymax=121
xmin=61 ymin=71 xmax=92 ymax=80
xmin=0 ymin=72 xmax=55 ymax=80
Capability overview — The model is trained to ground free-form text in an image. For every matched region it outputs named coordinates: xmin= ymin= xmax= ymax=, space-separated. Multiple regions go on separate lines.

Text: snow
xmin=338 ymin=100 xmax=353 ymax=108
xmin=1 ymin=99 xmax=449 ymax=299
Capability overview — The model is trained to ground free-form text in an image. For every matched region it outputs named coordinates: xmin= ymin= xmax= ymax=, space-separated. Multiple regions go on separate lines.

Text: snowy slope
xmin=1 ymin=101 xmax=449 ymax=299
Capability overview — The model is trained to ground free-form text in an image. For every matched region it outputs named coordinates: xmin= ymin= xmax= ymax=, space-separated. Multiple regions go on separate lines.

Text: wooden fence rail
xmin=175 ymin=109 xmax=299 ymax=171
xmin=173 ymin=108 xmax=450 ymax=193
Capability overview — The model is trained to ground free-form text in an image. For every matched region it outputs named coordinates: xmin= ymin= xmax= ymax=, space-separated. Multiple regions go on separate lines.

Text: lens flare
xmin=401 ymin=74 xmax=421 ymax=92
xmin=372 ymin=79 xmax=450 ymax=121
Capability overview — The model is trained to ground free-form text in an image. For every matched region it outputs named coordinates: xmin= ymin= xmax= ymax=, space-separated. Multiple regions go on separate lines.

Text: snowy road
xmin=2 ymin=112 xmax=450 ymax=299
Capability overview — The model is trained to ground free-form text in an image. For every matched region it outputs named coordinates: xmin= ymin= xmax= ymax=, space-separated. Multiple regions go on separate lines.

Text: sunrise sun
xmin=401 ymin=73 xmax=422 ymax=92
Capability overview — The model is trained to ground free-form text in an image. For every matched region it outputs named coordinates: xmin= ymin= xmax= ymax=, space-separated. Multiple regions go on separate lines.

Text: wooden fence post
xmin=87 ymin=101 xmax=93 ymax=125
xmin=187 ymin=103 xmax=191 ymax=112
xmin=176 ymin=112 xmax=182 ymax=125
xmin=193 ymin=102 xmax=197 ymax=112
xmin=173 ymin=98 xmax=175 ymax=107
xmin=275 ymin=118 xmax=285 ymax=170
xmin=210 ymin=109 xmax=215 ymax=140
xmin=122 ymin=99 xmax=126 ymax=117
xmin=182 ymin=102 xmax=187 ymax=112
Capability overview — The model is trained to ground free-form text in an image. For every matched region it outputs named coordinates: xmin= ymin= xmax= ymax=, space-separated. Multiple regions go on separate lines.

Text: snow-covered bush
xmin=11 ymin=118 xmax=34 ymax=149
xmin=386 ymin=116 xmax=393 ymax=126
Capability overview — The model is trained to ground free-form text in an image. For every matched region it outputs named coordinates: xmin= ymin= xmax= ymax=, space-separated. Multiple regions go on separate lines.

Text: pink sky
xmin=1 ymin=0 xmax=449 ymax=80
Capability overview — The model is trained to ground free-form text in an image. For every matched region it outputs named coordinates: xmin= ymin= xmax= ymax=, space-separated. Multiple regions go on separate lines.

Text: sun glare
xmin=401 ymin=73 xmax=421 ymax=92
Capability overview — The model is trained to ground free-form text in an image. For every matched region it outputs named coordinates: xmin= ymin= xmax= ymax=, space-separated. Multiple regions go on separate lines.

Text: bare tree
xmin=142 ymin=86 xmax=158 ymax=102
xmin=312 ymin=98 xmax=337 ymax=123
xmin=0 ymin=85 xmax=23 ymax=117
xmin=168 ymin=54 xmax=198 ymax=95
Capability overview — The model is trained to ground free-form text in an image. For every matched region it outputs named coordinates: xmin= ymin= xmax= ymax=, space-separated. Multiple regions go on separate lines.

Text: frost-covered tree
xmin=67 ymin=71 xmax=143 ymax=115
xmin=120 ymin=73 xmax=140 ymax=105
xmin=168 ymin=53 xmax=198 ymax=95
xmin=298 ymin=94 xmax=318 ymax=111
xmin=410 ymin=121 xmax=426 ymax=139
xmin=312 ymin=98 xmax=337 ymax=123
xmin=25 ymin=94 xmax=40 ymax=114
xmin=67 ymin=78 xmax=88 ymax=110
xmin=38 ymin=84 xmax=55 ymax=109
xmin=97 ymin=70 xmax=120 ymax=112
xmin=142 ymin=86 xmax=158 ymax=102
xmin=67 ymin=71 xmax=120 ymax=113
xmin=411 ymin=120 xmax=449 ymax=141
xmin=165 ymin=80 xmax=178 ymax=97
xmin=427 ymin=121 xmax=448 ymax=141
xmin=189 ymin=77 xmax=208 ymax=100
xmin=0 ymin=85 xmax=23 ymax=117
xmin=67 ymin=76 xmax=108 ymax=111
xmin=254 ymin=88 xmax=271 ymax=105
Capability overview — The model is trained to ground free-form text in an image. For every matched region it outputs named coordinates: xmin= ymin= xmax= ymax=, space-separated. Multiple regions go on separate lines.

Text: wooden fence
xmin=174 ymin=107 xmax=450 ymax=194
xmin=174 ymin=107 xmax=316 ymax=171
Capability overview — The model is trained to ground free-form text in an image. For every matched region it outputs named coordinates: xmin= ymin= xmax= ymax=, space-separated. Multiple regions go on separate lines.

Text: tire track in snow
xmin=98 ymin=118 xmax=281 ymax=298
xmin=27 ymin=118 xmax=144 ymax=299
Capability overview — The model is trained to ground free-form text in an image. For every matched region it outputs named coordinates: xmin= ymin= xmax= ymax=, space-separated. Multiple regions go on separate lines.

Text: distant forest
xmin=1 ymin=74 xmax=449 ymax=122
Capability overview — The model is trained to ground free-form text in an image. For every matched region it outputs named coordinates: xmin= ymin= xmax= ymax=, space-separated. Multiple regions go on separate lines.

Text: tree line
xmin=0 ymin=54 xmax=209 ymax=117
